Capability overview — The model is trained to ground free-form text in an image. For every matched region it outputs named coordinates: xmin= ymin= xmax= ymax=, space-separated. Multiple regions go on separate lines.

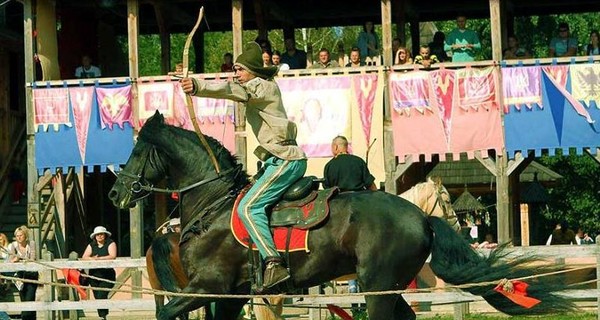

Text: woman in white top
xmin=7 ymin=225 xmax=38 ymax=320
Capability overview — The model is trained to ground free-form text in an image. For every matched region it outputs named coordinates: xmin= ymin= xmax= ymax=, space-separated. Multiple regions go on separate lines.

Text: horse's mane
xmin=138 ymin=113 xmax=248 ymax=183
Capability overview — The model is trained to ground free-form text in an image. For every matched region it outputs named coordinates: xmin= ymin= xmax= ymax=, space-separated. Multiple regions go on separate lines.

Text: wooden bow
xmin=183 ymin=6 xmax=221 ymax=174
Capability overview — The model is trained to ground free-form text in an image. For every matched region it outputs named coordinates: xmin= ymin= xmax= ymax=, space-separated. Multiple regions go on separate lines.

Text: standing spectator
xmin=220 ymin=52 xmax=234 ymax=72
xmin=74 ymin=54 xmax=101 ymax=79
xmin=272 ymin=50 xmax=290 ymax=71
xmin=310 ymin=48 xmax=339 ymax=69
xmin=323 ymin=135 xmax=376 ymax=318
xmin=345 ymin=47 xmax=364 ymax=68
xmin=550 ymin=221 xmax=576 ymax=245
xmin=82 ymin=226 xmax=117 ymax=320
xmin=585 ymin=30 xmax=599 ymax=56
xmin=549 ymin=22 xmax=578 ymax=58
xmin=503 ymin=35 xmax=531 ymax=60
xmin=281 ymin=38 xmax=308 ymax=69
xmin=575 ymin=228 xmax=594 ymax=245
xmin=414 ymin=45 xmax=439 ymax=68
xmin=7 ymin=226 xmax=38 ymax=320
xmin=429 ymin=31 xmax=449 ymax=62
xmin=357 ymin=21 xmax=380 ymax=65
xmin=395 ymin=47 xmax=413 ymax=65
xmin=392 ymin=37 xmax=402 ymax=65
xmin=444 ymin=15 xmax=481 ymax=62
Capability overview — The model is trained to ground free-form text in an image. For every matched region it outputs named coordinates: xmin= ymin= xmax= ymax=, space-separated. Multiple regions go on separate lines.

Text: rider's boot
xmin=263 ymin=256 xmax=290 ymax=289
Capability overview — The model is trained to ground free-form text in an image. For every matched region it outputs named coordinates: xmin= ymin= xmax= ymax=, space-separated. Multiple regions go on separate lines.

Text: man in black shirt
xmin=323 ymin=136 xmax=377 ymax=192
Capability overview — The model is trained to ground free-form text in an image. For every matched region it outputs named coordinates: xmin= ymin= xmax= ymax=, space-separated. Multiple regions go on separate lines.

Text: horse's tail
xmin=149 ymin=233 xmax=183 ymax=293
xmin=427 ymin=216 xmax=577 ymax=315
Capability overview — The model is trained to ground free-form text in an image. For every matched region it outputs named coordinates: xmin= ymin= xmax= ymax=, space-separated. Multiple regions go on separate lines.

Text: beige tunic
xmin=192 ymin=77 xmax=306 ymax=161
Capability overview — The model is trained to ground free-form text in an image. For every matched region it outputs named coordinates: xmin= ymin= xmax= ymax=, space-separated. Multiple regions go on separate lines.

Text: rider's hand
xmin=181 ymin=78 xmax=196 ymax=94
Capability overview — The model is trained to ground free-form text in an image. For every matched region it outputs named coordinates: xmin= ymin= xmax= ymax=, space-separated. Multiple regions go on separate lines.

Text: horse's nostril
xmin=108 ymin=189 xmax=118 ymax=201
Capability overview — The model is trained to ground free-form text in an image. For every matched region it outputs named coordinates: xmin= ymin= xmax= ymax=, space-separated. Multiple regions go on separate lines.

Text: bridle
xmin=115 ymin=144 xmax=241 ymax=200
xmin=430 ymin=184 xmax=460 ymax=231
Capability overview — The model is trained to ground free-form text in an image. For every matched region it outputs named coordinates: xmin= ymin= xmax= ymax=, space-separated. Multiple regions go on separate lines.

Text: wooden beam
xmin=489 ymin=0 xmax=503 ymax=61
xmin=584 ymin=148 xmax=600 ymax=165
xmin=496 ymin=154 xmax=510 ymax=244
xmin=152 ymin=1 xmax=171 ymax=75
xmin=127 ymin=0 xmax=139 ymax=79
xmin=232 ymin=0 xmax=247 ymax=170
xmin=506 ymin=151 xmax=525 ymax=175
xmin=253 ymin=0 xmax=267 ymax=40
xmin=475 ymin=152 xmax=497 ymax=176
xmin=519 ymin=203 xmax=529 ymax=246
xmin=380 ymin=0 xmax=393 ymax=66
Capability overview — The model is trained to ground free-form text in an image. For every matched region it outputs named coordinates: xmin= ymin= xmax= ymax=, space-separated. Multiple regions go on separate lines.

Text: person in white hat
xmin=81 ymin=226 xmax=117 ymax=319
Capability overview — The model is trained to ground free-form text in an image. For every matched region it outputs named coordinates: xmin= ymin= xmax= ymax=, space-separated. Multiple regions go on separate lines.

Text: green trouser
xmin=238 ymin=157 xmax=307 ymax=259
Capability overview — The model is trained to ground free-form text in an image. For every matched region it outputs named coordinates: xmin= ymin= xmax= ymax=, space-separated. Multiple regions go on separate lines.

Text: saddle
xmin=269 ymin=176 xmax=338 ymax=229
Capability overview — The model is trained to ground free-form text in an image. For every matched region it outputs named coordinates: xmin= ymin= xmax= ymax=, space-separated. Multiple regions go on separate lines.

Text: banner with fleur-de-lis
xmin=95 ymin=85 xmax=133 ymax=129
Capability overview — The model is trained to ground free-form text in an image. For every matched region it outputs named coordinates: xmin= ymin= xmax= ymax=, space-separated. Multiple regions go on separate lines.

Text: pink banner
xmin=352 ymin=74 xmax=377 ymax=145
xmin=277 ymin=76 xmax=353 ymax=157
xmin=96 ymin=85 xmax=132 ymax=129
xmin=457 ymin=67 xmax=498 ymax=111
xmin=69 ymin=87 xmax=94 ymax=162
xmin=33 ymin=88 xmax=70 ymax=131
xmin=502 ymin=66 xmax=543 ymax=112
xmin=137 ymin=82 xmax=176 ymax=127
xmin=390 ymin=71 xmax=431 ymax=115
xmin=430 ymin=69 xmax=455 ymax=143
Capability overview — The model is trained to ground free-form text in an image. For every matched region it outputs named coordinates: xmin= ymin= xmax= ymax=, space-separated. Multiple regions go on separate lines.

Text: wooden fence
xmin=0 ymin=242 xmax=597 ymax=320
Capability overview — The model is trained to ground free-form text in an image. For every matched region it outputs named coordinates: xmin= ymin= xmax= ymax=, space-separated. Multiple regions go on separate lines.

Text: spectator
xmin=575 ymin=228 xmax=594 ymax=245
xmin=503 ymin=35 xmax=531 ymax=60
xmin=550 ymin=221 xmax=576 ymax=245
xmin=9 ymin=165 xmax=24 ymax=205
xmin=271 ymin=50 xmax=290 ymax=71
xmin=75 ymin=55 xmax=101 ymax=79
xmin=414 ymin=45 xmax=439 ymax=68
xmin=476 ymin=233 xmax=498 ymax=249
xmin=0 ymin=233 xmax=8 ymax=260
xmin=345 ymin=47 xmax=364 ymax=68
xmin=220 ymin=52 xmax=234 ymax=72
xmin=310 ymin=48 xmax=339 ymax=69
xmin=7 ymin=226 xmax=38 ymax=320
xmin=256 ymin=38 xmax=272 ymax=53
xmin=585 ymin=30 xmax=599 ymax=56
xmin=394 ymin=46 xmax=413 ymax=65
xmin=168 ymin=62 xmax=184 ymax=76
xmin=163 ymin=218 xmax=181 ymax=234
xmin=82 ymin=226 xmax=117 ymax=320
xmin=262 ymin=49 xmax=273 ymax=67
xmin=429 ymin=31 xmax=449 ymax=62
xmin=356 ymin=21 xmax=380 ymax=65
xmin=281 ymin=38 xmax=308 ymax=69
xmin=323 ymin=135 xmax=377 ymax=192
xmin=444 ymin=15 xmax=481 ymax=62
xmin=549 ymin=22 xmax=578 ymax=58
xmin=392 ymin=37 xmax=402 ymax=65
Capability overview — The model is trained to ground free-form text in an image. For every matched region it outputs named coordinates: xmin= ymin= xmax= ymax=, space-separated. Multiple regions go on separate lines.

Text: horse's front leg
xmin=158 ymin=288 xmax=211 ymax=320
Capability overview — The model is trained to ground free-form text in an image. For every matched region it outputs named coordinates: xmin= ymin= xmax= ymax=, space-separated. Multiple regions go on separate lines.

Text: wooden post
xmin=496 ymin=154 xmax=510 ymax=244
xmin=232 ymin=0 xmax=247 ymax=170
xmin=519 ymin=203 xmax=529 ymax=246
xmin=380 ymin=0 xmax=392 ymax=67
xmin=153 ymin=1 xmax=171 ymax=75
xmin=489 ymin=0 xmax=503 ymax=61
xmin=42 ymin=250 xmax=54 ymax=320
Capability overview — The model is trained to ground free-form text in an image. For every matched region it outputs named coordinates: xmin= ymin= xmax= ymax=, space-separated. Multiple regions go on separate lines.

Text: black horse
xmin=109 ymin=113 xmax=574 ymax=320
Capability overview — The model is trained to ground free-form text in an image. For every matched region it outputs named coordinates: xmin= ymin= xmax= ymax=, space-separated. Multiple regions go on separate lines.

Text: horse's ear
xmin=429 ymin=176 xmax=442 ymax=187
xmin=139 ymin=111 xmax=165 ymax=141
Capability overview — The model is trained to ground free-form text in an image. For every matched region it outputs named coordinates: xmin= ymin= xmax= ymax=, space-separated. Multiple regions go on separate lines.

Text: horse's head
xmin=109 ymin=113 xmax=170 ymax=209
xmin=108 ymin=111 xmax=247 ymax=210
xmin=425 ymin=177 xmax=459 ymax=232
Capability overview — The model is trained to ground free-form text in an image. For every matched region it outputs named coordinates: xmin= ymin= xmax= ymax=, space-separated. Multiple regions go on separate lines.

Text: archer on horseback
xmin=181 ymin=42 xmax=307 ymax=290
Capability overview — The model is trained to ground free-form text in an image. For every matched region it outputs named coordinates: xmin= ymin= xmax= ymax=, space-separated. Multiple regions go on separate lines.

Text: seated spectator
xmin=394 ymin=47 xmax=413 ymax=65
xmin=220 ymin=52 xmax=234 ymax=72
xmin=262 ymin=49 xmax=273 ymax=67
xmin=271 ymin=50 xmax=290 ymax=71
xmin=345 ymin=47 xmax=364 ymax=68
xmin=585 ymin=30 xmax=599 ymax=56
xmin=429 ymin=31 xmax=449 ymax=62
xmin=281 ymin=38 xmax=308 ymax=69
xmin=75 ymin=55 xmax=101 ymax=79
xmin=168 ymin=62 xmax=184 ymax=76
xmin=549 ymin=22 xmax=578 ymax=58
xmin=550 ymin=220 xmax=576 ymax=245
xmin=444 ymin=15 xmax=481 ymax=62
xmin=503 ymin=35 xmax=531 ymax=60
xmin=310 ymin=48 xmax=339 ymax=69
xmin=414 ymin=45 xmax=439 ymax=68
xmin=575 ymin=228 xmax=594 ymax=245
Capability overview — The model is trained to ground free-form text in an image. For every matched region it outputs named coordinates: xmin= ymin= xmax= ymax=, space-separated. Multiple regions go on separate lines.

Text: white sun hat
xmin=89 ymin=226 xmax=112 ymax=239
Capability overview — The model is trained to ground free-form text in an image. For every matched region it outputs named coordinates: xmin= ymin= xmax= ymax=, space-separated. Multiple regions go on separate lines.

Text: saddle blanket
xmin=230 ymin=190 xmax=310 ymax=253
